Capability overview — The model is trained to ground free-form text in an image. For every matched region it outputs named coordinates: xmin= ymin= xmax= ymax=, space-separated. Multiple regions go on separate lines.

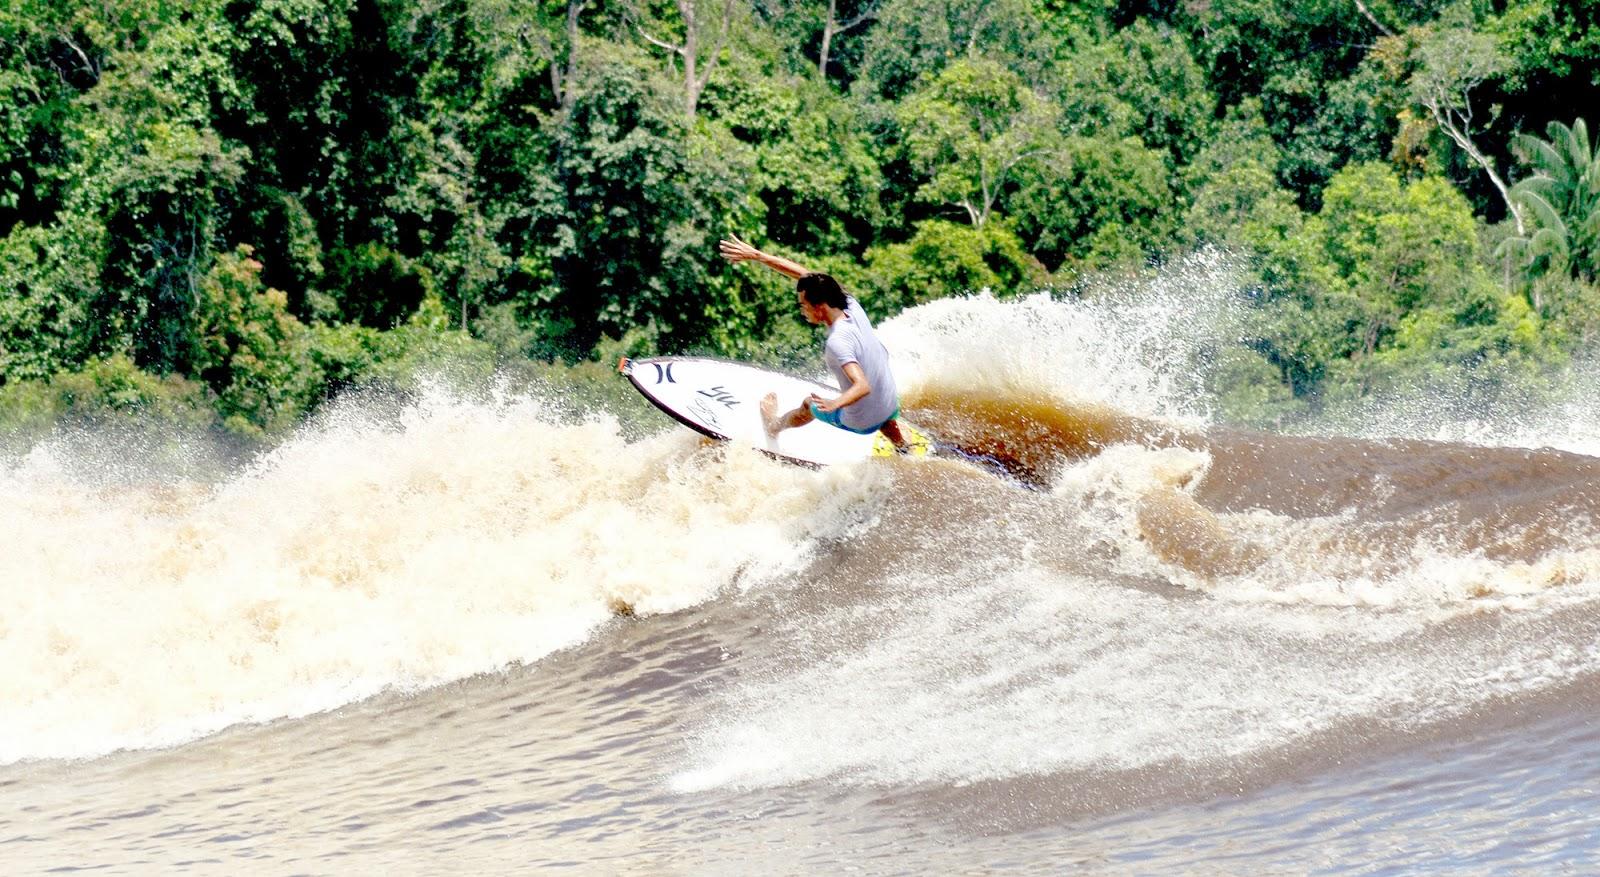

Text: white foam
xmin=672 ymin=553 xmax=1600 ymax=793
xmin=1027 ymin=440 xmax=1600 ymax=614
xmin=876 ymin=275 xmax=1600 ymax=614
xmin=879 ymin=248 xmax=1242 ymax=422
xmin=0 ymin=385 xmax=889 ymax=764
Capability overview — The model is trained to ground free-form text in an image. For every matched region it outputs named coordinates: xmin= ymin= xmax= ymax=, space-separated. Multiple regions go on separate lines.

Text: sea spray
xmin=881 ymin=247 xmax=1245 ymax=423
xmin=0 ymin=383 xmax=888 ymax=764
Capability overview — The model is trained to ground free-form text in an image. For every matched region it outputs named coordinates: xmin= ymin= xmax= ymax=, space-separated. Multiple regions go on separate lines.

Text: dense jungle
xmin=2 ymin=0 xmax=1598 ymax=440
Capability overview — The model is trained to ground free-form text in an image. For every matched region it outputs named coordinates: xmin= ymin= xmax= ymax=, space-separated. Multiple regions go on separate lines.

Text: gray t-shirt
xmin=823 ymin=297 xmax=898 ymax=431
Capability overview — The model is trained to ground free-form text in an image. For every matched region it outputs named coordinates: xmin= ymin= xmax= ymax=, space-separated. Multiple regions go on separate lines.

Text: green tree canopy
xmin=895 ymin=57 xmax=1059 ymax=227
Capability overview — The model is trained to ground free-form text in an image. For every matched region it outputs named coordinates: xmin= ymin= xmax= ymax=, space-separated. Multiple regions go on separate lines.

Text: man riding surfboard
xmin=718 ymin=235 xmax=909 ymax=450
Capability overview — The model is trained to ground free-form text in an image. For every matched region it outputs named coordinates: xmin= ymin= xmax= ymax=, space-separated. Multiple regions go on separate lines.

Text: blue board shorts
xmin=808 ymin=400 xmax=899 ymax=435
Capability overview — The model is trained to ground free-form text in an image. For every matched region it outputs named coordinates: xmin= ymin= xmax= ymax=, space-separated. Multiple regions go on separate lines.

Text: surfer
xmin=718 ymin=235 xmax=908 ymax=448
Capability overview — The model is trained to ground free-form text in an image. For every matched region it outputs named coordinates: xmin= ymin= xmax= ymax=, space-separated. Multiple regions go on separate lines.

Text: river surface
xmin=4 ymin=274 xmax=1600 ymax=873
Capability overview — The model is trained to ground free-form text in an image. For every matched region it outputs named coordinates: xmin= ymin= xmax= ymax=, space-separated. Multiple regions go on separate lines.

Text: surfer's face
xmin=797 ymin=290 xmax=826 ymax=325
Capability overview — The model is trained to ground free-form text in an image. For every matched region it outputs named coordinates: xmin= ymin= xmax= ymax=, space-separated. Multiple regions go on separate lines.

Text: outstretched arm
xmin=719 ymin=234 xmax=811 ymax=280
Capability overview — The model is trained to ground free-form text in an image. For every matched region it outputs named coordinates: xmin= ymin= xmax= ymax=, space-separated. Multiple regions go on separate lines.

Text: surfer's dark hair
xmin=797 ymin=272 xmax=848 ymax=309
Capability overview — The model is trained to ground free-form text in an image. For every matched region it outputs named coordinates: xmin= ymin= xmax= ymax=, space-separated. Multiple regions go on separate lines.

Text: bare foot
xmin=879 ymin=419 xmax=906 ymax=449
xmin=760 ymin=392 xmax=781 ymax=437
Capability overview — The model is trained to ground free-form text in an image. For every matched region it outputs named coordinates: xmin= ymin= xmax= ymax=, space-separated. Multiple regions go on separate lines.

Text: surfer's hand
xmin=719 ymin=234 xmax=761 ymax=264
xmin=808 ymin=393 xmax=840 ymax=413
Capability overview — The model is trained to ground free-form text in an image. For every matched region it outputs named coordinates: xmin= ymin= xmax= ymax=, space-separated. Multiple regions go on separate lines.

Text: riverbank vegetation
xmin=2 ymin=0 xmax=1597 ymax=439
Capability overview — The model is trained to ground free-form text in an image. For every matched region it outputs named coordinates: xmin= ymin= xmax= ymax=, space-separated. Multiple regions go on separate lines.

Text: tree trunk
xmin=541 ymin=1 xmax=587 ymax=112
xmin=1352 ymin=0 xmax=1393 ymax=36
xmin=817 ymin=0 xmax=876 ymax=85
xmin=562 ymin=0 xmax=584 ymax=112
xmin=682 ymin=0 xmax=700 ymax=118
xmin=637 ymin=0 xmax=735 ymax=119
xmin=1423 ymin=100 xmax=1525 ymax=236
xmin=818 ymin=0 xmax=836 ymax=81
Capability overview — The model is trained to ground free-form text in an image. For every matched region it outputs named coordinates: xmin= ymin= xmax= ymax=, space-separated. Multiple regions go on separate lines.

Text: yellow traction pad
xmin=872 ymin=425 xmax=932 ymax=458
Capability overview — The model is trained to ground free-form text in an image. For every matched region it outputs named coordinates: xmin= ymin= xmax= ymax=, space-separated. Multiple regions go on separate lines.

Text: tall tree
xmin=497 ymin=41 xmax=759 ymax=355
xmin=859 ymin=0 xmax=1053 ymax=100
xmin=545 ymin=0 xmax=590 ymax=112
xmin=1407 ymin=25 xmax=1523 ymax=234
xmin=467 ymin=0 xmax=589 ymax=112
xmin=896 ymin=58 xmax=1058 ymax=227
xmin=632 ymin=0 xmax=740 ymax=118
xmin=817 ymin=0 xmax=877 ymax=83
xmin=1502 ymin=118 xmax=1600 ymax=285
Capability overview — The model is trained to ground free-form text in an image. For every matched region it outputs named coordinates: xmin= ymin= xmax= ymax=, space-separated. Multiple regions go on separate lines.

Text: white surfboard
xmin=619 ymin=356 xmax=929 ymax=467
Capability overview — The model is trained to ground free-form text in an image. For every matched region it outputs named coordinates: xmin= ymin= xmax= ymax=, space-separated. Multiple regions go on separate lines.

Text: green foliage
xmin=2 ymin=0 xmax=1599 ymax=441
xmin=1009 ymin=134 xmax=1176 ymax=273
xmin=0 ymin=220 xmax=100 ymax=381
xmin=859 ymin=219 xmax=1045 ymax=312
xmin=0 ymin=8 xmax=82 ymax=226
xmin=1234 ymin=162 xmax=1540 ymax=413
xmin=859 ymin=0 xmax=1058 ymax=100
xmin=0 ymin=354 xmax=220 ymax=438
xmin=1321 ymin=286 xmax=1554 ymax=406
xmin=708 ymin=74 xmax=884 ymax=253
xmin=1055 ymin=19 xmax=1214 ymax=170
xmin=1187 ymin=160 xmax=1300 ymax=250
xmin=307 ymin=295 xmax=498 ymax=393
xmin=1327 ymin=165 xmax=1470 ymax=340
xmin=491 ymin=41 xmax=763 ymax=357
xmin=1502 ymin=118 xmax=1600 ymax=283
xmin=1181 ymin=155 xmax=1550 ymax=419
xmin=1526 ymin=273 xmax=1600 ymax=345
xmin=191 ymin=245 xmax=319 ymax=434
xmin=1184 ymin=161 xmax=1345 ymax=400
xmin=1492 ymin=0 xmax=1600 ymax=93
xmin=1177 ymin=0 xmax=1382 ymax=197
xmin=323 ymin=243 xmax=434 ymax=328
xmin=756 ymin=0 xmax=881 ymax=89
xmin=49 ymin=4 xmax=251 ymax=374
xmin=1184 ymin=97 xmax=1280 ymax=184
xmin=1206 ymin=345 xmax=1306 ymax=427
xmin=896 ymin=58 xmax=1059 ymax=227
xmin=1404 ymin=23 xmax=1509 ymax=135
xmin=241 ymin=188 xmax=329 ymax=320
xmin=1291 ymin=57 xmax=1404 ymax=197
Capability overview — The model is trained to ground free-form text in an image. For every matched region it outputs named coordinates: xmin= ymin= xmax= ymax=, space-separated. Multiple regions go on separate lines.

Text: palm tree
xmin=1499 ymin=118 xmax=1600 ymax=285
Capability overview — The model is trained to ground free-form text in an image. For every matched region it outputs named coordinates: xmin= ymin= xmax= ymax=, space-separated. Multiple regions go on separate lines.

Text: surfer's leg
xmin=761 ymin=393 xmax=815 ymax=436
xmin=879 ymin=418 xmax=906 ymax=448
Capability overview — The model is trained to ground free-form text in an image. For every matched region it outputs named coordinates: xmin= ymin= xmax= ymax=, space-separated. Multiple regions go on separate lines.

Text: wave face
xmin=4 ymin=251 xmax=1600 ymax=802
